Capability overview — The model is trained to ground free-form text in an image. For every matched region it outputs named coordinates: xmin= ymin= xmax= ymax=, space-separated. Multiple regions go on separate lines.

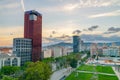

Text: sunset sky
xmin=0 ymin=0 xmax=120 ymax=46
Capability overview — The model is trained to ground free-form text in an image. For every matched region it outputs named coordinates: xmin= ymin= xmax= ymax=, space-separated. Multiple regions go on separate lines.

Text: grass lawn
xmin=77 ymin=65 xmax=95 ymax=72
xmin=98 ymin=74 xmax=118 ymax=80
xmin=66 ymin=65 xmax=119 ymax=80
xmin=77 ymin=65 xmax=115 ymax=74
xmin=96 ymin=66 xmax=115 ymax=74
xmin=65 ymin=72 xmax=93 ymax=80
xmin=65 ymin=73 xmax=118 ymax=80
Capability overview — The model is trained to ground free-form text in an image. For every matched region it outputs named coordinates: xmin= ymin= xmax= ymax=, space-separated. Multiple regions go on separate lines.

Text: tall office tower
xmin=24 ymin=10 xmax=42 ymax=62
xmin=13 ymin=38 xmax=32 ymax=66
xmin=73 ymin=35 xmax=80 ymax=53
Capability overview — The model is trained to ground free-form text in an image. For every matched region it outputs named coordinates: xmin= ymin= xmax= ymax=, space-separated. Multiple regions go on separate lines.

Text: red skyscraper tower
xmin=24 ymin=10 xmax=42 ymax=62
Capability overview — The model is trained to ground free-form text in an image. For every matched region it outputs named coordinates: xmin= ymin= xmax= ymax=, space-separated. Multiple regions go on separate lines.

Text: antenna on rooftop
xmin=21 ymin=0 xmax=25 ymax=11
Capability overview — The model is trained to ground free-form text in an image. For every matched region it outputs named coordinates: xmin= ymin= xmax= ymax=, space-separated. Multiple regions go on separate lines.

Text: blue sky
xmin=0 ymin=0 xmax=120 ymax=46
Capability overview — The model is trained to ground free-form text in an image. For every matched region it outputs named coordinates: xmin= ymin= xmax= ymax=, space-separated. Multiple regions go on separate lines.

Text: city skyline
xmin=0 ymin=0 xmax=120 ymax=46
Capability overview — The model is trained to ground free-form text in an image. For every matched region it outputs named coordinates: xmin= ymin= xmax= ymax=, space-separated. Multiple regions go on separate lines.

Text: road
xmin=112 ymin=67 xmax=120 ymax=80
xmin=50 ymin=67 xmax=72 ymax=80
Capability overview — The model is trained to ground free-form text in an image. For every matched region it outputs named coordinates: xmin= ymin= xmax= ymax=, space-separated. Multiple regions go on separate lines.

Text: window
xmin=12 ymin=58 xmax=18 ymax=66
xmin=4 ymin=58 xmax=11 ymax=66
xmin=29 ymin=14 xmax=37 ymax=20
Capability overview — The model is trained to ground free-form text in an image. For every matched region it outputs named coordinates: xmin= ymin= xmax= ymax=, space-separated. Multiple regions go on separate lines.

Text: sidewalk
xmin=112 ymin=67 xmax=120 ymax=80
xmin=50 ymin=67 xmax=72 ymax=80
xmin=77 ymin=70 xmax=116 ymax=76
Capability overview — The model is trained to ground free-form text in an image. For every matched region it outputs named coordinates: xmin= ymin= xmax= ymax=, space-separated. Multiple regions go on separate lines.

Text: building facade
xmin=80 ymin=40 xmax=84 ymax=52
xmin=13 ymin=38 xmax=32 ymax=66
xmin=73 ymin=35 xmax=80 ymax=53
xmin=43 ymin=42 xmax=73 ymax=58
xmin=0 ymin=53 xmax=20 ymax=68
xmin=43 ymin=48 xmax=53 ymax=58
xmin=24 ymin=10 xmax=42 ymax=62
xmin=90 ymin=43 xmax=98 ymax=56
xmin=103 ymin=46 xmax=120 ymax=57
xmin=0 ymin=47 xmax=12 ymax=53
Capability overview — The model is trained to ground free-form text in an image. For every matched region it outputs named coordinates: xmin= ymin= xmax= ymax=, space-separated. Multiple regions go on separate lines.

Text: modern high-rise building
xmin=24 ymin=10 xmax=42 ymax=62
xmin=73 ymin=35 xmax=80 ymax=53
xmin=13 ymin=38 xmax=32 ymax=66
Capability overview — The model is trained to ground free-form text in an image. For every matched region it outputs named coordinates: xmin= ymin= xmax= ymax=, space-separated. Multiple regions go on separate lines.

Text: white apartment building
xmin=43 ymin=48 xmax=53 ymax=58
xmin=43 ymin=46 xmax=73 ymax=58
xmin=0 ymin=53 xmax=20 ymax=68
xmin=103 ymin=46 xmax=120 ymax=57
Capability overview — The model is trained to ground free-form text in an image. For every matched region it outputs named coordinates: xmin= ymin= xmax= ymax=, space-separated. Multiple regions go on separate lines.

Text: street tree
xmin=19 ymin=61 xmax=52 ymax=80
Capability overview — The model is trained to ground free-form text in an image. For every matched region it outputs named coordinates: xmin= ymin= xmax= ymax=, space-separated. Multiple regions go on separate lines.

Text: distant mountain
xmin=81 ymin=34 xmax=120 ymax=42
xmin=84 ymin=42 xmax=120 ymax=47
xmin=1 ymin=34 xmax=120 ymax=48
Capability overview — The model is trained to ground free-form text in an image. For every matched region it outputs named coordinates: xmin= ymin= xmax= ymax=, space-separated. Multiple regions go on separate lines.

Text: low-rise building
xmin=103 ymin=46 xmax=120 ymax=57
xmin=0 ymin=53 xmax=20 ymax=68
xmin=52 ymin=46 xmax=63 ymax=58
xmin=0 ymin=47 xmax=12 ymax=53
xmin=103 ymin=47 xmax=109 ymax=56
xmin=43 ymin=48 xmax=53 ymax=58
xmin=43 ymin=42 xmax=73 ymax=58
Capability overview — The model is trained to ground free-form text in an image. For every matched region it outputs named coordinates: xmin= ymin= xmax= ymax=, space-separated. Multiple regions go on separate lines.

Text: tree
xmin=2 ymin=75 xmax=18 ymax=80
xmin=70 ymin=58 xmax=77 ymax=68
xmin=21 ymin=62 xmax=33 ymax=70
xmin=19 ymin=61 xmax=52 ymax=80
xmin=75 ymin=53 xmax=81 ymax=60
xmin=1 ymin=66 xmax=20 ymax=76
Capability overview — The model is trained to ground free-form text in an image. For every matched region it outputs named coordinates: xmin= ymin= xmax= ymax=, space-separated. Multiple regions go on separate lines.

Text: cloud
xmin=103 ymin=31 xmax=115 ymax=34
xmin=108 ymin=27 xmax=120 ymax=32
xmin=0 ymin=2 xmax=20 ymax=10
xmin=39 ymin=0 xmax=120 ymax=13
xmin=63 ymin=0 xmax=120 ymax=11
xmin=63 ymin=0 xmax=120 ymax=9
xmin=0 ymin=26 xmax=23 ymax=46
xmin=88 ymin=25 xmax=99 ymax=31
xmin=52 ymin=31 xmax=57 ymax=34
xmin=63 ymin=3 xmax=79 ymax=11
xmin=83 ymin=29 xmax=88 ymax=31
xmin=43 ymin=20 xmax=78 ymax=37
xmin=72 ymin=30 xmax=81 ymax=34
xmin=81 ymin=34 xmax=120 ymax=42
xmin=104 ymin=27 xmax=120 ymax=34
xmin=56 ymin=34 xmax=70 ymax=38
xmin=89 ymin=10 xmax=120 ymax=18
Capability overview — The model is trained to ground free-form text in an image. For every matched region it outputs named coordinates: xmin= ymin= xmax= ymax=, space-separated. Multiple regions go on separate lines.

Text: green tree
xmin=2 ymin=75 xmax=18 ymax=80
xmin=19 ymin=61 xmax=52 ymax=80
xmin=1 ymin=66 xmax=20 ymax=75
xmin=75 ymin=53 xmax=81 ymax=60
xmin=21 ymin=62 xmax=33 ymax=70
xmin=70 ymin=58 xmax=77 ymax=68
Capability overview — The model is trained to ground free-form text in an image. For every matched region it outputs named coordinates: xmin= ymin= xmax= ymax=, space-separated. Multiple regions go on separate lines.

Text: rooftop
xmin=0 ymin=53 xmax=16 ymax=58
xmin=25 ymin=10 xmax=42 ymax=16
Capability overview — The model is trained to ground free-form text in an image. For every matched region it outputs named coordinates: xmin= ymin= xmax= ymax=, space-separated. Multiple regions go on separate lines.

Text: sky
xmin=0 ymin=0 xmax=120 ymax=46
